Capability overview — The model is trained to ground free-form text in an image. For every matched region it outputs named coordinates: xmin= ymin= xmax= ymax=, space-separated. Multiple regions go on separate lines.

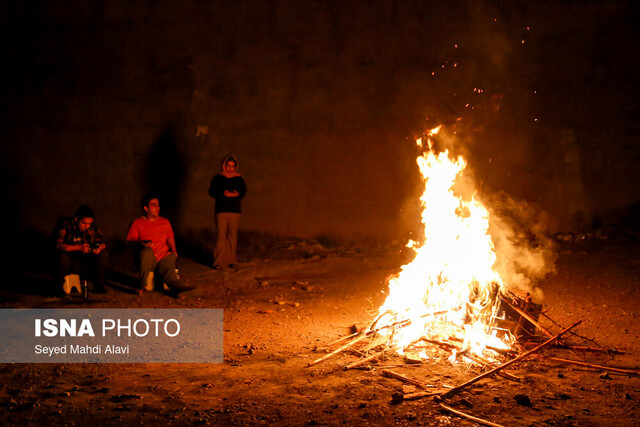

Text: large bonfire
xmin=376 ymin=126 xmax=512 ymax=360
xmin=309 ymin=126 xmax=604 ymax=425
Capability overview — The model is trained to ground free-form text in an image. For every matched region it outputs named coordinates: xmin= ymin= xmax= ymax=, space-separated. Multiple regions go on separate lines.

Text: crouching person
xmin=126 ymin=194 xmax=193 ymax=298
xmin=56 ymin=205 xmax=108 ymax=295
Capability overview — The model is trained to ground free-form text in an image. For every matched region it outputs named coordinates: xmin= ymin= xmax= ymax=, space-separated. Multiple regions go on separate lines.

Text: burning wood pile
xmin=307 ymin=127 xmax=639 ymax=426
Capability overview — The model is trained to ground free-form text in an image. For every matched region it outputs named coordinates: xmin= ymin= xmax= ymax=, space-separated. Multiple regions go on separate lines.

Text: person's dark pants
xmin=139 ymin=247 xmax=183 ymax=290
xmin=57 ymin=251 xmax=107 ymax=292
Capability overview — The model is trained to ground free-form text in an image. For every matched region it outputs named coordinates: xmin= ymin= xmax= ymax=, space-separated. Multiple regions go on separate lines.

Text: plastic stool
xmin=63 ymin=274 xmax=82 ymax=295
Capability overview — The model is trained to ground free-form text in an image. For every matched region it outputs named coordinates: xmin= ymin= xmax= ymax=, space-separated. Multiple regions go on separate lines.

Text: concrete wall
xmin=2 ymin=0 xmax=639 ymax=247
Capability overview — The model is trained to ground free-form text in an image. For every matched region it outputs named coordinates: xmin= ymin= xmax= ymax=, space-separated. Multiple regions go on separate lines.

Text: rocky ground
xmin=1 ymin=237 xmax=639 ymax=426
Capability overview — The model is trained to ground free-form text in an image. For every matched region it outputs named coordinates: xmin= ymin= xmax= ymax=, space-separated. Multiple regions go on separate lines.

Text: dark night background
xmin=1 ymin=0 xmax=639 ymax=253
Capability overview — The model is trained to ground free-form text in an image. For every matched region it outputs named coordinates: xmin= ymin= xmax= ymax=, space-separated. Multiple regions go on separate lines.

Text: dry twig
xmin=441 ymin=320 xmax=582 ymax=399
xmin=554 ymin=344 xmax=624 ymax=355
xmin=381 ymin=369 xmax=431 ymax=389
xmin=538 ymin=310 xmax=603 ymax=347
xmin=345 ymin=347 xmax=398 ymax=370
xmin=308 ymin=312 xmax=389 ymax=367
xmin=308 ymin=332 xmax=367 ymax=367
xmin=320 ymin=332 xmax=358 ymax=349
xmin=548 ymin=357 xmax=640 ymax=377
xmin=402 ymin=389 xmax=447 ymax=400
xmin=439 ymin=403 xmax=505 ymax=427
xmin=464 ymin=353 xmax=521 ymax=382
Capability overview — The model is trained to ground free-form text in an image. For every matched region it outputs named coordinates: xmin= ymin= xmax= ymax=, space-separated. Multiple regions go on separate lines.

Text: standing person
xmin=56 ymin=205 xmax=108 ymax=294
xmin=126 ymin=195 xmax=193 ymax=297
xmin=208 ymin=155 xmax=247 ymax=270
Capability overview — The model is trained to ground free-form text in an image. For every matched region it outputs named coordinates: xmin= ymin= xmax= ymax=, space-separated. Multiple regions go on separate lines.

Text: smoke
xmin=484 ymin=191 xmax=557 ymax=301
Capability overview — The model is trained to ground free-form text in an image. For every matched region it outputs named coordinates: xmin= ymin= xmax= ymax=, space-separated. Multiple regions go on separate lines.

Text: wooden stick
xmin=381 ymin=369 xmax=431 ymax=389
xmin=403 ymin=390 xmax=444 ymax=400
xmin=319 ymin=332 xmax=358 ymax=350
xmin=308 ymin=332 xmax=367 ymax=367
xmin=548 ymin=357 xmax=640 ymax=377
xmin=346 ymin=332 xmax=435 ymax=370
xmin=323 ymin=310 xmax=450 ymax=352
xmin=554 ymin=345 xmax=624 ymax=355
xmin=346 ymin=346 xmax=400 ymax=370
xmin=500 ymin=296 xmax=554 ymax=338
xmin=484 ymin=345 xmax=516 ymax=356
xmin=464 ymin=353 xmax=521 ymax=382
xmin=310 ymin=310 xmax=450 ymax=367
xmin=421 ymin=340 xmax=517 ymax=380
xmin=321 ymin=310 xmax=433 ymax=350
xmin=373 ymin=363 xmax=423 ymax=369
xmin=308 ymin=311 xmax=389 ymax=367
xmin=362 ymin=336 xmax=391 ymax=352
xmin=447 ymin=336 xmax=516 ymax=356
xmin=439 ymin=403 xmax=505 ymax=427
xmin=326 ymin=317 xmax=453 ymax=350
xmin=441 ymin=320 xmax=582 ymax=399
xmin=368 ymin=310 xmax=450 ymax=336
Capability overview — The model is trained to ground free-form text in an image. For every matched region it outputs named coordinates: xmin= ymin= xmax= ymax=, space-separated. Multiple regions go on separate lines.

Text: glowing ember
xmin=378 ymin=126 xmax=511 ymax=359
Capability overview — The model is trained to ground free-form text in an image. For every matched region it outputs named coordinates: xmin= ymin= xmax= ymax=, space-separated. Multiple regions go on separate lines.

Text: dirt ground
xmin=1 ymin=238 xmax=639 ymax=426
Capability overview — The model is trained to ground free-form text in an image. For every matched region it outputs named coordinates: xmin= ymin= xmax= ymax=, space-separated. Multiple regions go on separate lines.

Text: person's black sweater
xmin=209 ymin=174 xmax=247 ymax=213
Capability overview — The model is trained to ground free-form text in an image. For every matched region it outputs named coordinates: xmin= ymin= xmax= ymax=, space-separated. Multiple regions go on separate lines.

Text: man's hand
xmin=224 ymin=190 xmax=239 ymax=198
xmin=81 ymin=243 xmax=91 ymax=254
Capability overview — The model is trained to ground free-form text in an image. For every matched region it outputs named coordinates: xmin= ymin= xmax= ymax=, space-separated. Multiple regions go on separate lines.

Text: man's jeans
xmin=139 ymin=247 xmax=182 ymax=290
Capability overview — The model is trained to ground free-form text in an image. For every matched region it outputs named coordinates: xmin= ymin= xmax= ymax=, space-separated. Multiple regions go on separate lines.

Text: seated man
xmin=126 ymin=194 xmax=193 ymax=297
xmin=56 ymin=205 xmax=108 ymax=294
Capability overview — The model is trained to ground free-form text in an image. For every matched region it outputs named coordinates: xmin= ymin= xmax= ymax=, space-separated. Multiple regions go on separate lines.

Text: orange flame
xmin=378 ymin=126 xmax=510 ymax=359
